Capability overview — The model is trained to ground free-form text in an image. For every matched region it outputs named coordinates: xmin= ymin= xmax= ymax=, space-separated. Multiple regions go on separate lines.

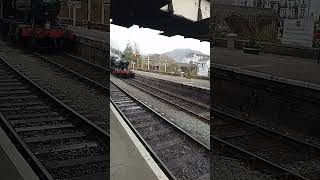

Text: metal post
xmin=142 ymin=59 xmax=144 ymax=69
xmin=68 ymin=7 xmax=71 ymax=24
xmin=102 ymin=0 xmax=105 ymax=24
xmin=318 ymin=49 xmax=320 ymax=64
xmin=164 ymin=59 xmax=167 ymax=72
xmin=308 ymin=0 xmax=311 ymax=19
xmin=148 ymin=57 xmax=150 ymax=71
xmin=197 ymin=0 xmax=202 ymax=21
xmin=168 ymin=0 xmax=174 ymax=13
xmin=73 ymin=7 xmax=76 ymax=26
xmin=0 ymin=1 xmax=2 ymax=19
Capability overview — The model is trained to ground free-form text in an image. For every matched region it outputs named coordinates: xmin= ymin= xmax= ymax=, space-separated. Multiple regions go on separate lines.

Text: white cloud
xmin=110 ymin=24 xmax=210 ymax=55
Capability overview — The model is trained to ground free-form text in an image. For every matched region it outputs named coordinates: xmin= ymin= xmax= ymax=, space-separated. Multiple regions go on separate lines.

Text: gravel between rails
xmin=211 ymin=155 xmax=270 ymax=180
xmin=124 ymin=78 xmax=210 ymax=121
xmin=111 ymin=76 xmax=210 ymax=146
xmin=0 ymin=44 xmax=109 ymax=133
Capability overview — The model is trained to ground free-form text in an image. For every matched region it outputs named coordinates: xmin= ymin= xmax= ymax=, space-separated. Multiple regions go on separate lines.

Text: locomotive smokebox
xmin=111 ymin=56 xmax=130 ymax=70
xmin=113 ymin=58 xmax=121 ymax=66
xmin=120 ymin=59 xmax=129 ymax=69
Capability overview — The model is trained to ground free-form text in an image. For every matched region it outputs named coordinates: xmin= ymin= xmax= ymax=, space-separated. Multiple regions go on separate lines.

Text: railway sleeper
xmin=14 ymin=123 xmax=74 ymax=132
xmin=44 ymin=155 xmax=107 ymax=169
xmin=10 ymin=116 xmax=66 ymax=124
xmin=23 ymin=132 xmax=87 ymax=143
xmin=33 ymin=142 xmax=99 ymax=155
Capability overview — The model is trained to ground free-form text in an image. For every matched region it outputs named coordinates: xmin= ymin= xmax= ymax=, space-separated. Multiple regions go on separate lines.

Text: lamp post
xmin=88 ymin=0 xmax=91 ymax=23
xmin=73 ymin=7 xmax=76 ymax=26
xmin=102 ymin=0 xmax=105 ymax=24
xmin=307 ymin=0 xmax=311 ymax=19
xmin=164 ymin=59 xmax=167 ymax=72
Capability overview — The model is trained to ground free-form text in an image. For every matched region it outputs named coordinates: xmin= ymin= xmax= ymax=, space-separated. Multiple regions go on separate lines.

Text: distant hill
xmin=143 ymin=54 xmax=176 ymax=63
xmin=163 ymin=49 xmax=208 ymax=62
xmin=162 ymin=49 xmax=209 ymax=63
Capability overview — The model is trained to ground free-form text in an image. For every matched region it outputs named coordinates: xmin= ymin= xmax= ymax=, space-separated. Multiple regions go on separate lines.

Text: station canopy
xmin=111 ymin=0 xmax=210 ymax=41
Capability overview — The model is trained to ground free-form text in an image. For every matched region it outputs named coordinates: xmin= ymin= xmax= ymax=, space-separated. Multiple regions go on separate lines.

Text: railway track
xmin=110 ymin=81 xmax=209 ymax=180
xmin=11 ymin=52 xmax=110 ymax=131
xmin=110 ymin=80 xmax=308 ymax=180
xmin=34 ymin=52 xmax=109 ymax=90
xmin=119 ymin=75 xmax=320 ymax=179
xmin=122 ymin=77 xmax=210 ymax=123
xmin=213 ymin=110 xmax=320 ymax=180
xmin=0 ymin=58 xmax=109 ymax=179
xmin=122 ymin=74 xmax=320 ymax=179
xmin=27 ymin=51 xmax=315 ymax=179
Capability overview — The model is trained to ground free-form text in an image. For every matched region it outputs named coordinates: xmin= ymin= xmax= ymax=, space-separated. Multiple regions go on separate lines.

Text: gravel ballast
xmin=0 ymin=42 xmax=109 ymax=133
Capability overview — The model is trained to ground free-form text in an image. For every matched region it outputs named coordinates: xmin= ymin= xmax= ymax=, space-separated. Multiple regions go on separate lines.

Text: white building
xmin=184 ymin=53 xmax=209 ymax=76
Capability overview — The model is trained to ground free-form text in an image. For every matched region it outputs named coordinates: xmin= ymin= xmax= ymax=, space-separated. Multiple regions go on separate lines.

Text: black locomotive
xmin=0 ymin=0 xmax=74 ymax=49
xmin=111 ymin=55 xmax=134 ymax=78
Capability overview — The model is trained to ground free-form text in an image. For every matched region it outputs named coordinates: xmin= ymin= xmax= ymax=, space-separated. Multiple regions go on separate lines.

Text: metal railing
xmin=57 ymin=17 xmax=109 ymax=32
xmin=218 ymin=16 xmax=279 ymax=42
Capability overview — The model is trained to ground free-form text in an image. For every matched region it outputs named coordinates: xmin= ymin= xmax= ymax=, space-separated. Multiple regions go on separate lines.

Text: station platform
xmin=0 ymin=125 xmax=39 ymax=180
xmin=66 ymin=25 xmax=109 ymax=43
xmin=110 ymin=103 xmax=168 ymax=180
xmin=213 ymin=47 xmax=320 ymax=90
xmin=133 ymin=70 xmax=210 ymax=90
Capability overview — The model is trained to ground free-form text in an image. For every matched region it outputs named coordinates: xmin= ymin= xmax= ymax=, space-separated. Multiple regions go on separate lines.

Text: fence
xmin=58 ymin=17 xmax=109 ymax=31
xmin=219 ymin=16 xmax=279 ymax=43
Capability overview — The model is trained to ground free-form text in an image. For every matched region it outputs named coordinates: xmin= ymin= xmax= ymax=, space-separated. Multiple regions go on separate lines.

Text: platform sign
xmin=282 ymin=19 xmax=314 ymax=48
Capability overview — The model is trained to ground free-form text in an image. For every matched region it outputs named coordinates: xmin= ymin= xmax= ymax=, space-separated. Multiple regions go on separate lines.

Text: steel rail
xmin=33 ymin=52 xmax=109 ymax=91
xmin=110 ymin=80 xmax=306 ymax=180
xmin=122 ymin=78 xmax=210 ymax=123
xmin=0 ymin=57 xmax=109 ymax=179
xmin=126 ymin=75 xmax=320 ymax=176
xmin=110 ymin=80 xmax=209 ymax=180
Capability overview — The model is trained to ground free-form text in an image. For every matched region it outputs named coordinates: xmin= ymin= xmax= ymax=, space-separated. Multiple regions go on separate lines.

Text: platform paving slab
xmin=133 ymin=70 xmax=210 ymax=90
xmin=213 ymin=47 xmax=320 ymax=87
xmin=110 ymin=103 xmax=168 ymax=180
xmin=0 ymin=126 xmax=40 ymax=180
xmin=66 ymin=25 xmax=109 ymax=43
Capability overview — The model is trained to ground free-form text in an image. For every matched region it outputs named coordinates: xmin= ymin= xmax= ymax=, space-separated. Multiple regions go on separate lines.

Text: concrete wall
xmin=213 ymin=66 xmax=320 ymax=136
xmin=69 ymin=35 xmax=109 ymax=69
xmin=135 ymin=75 xmax=210 ymax=106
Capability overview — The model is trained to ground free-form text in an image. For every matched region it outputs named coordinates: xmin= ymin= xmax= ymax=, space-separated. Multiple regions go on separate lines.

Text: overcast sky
xmin=110 ymin=24 xmax=210 ymax=55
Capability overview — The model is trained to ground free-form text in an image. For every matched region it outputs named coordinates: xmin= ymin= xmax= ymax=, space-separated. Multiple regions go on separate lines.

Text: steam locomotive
xmin=111 ymin=55 xmax=135 ymax=78
xmin=0 ymin=0 xmax=74 ymax=49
